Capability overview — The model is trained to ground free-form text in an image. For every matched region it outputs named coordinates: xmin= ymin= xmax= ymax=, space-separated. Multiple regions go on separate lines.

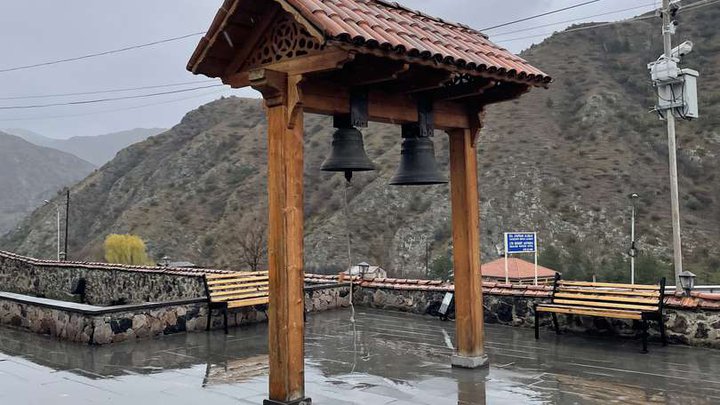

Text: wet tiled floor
xmin=1 ymin=308 xmax=720 ymax=404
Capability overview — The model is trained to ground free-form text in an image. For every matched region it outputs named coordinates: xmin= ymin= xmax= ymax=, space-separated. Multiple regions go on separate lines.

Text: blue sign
xmin=506 ymin=233 xmax=536 ymax=253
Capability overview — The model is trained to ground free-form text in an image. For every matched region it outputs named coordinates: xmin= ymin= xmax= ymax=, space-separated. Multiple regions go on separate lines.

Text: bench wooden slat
xmin=212 ymin=290 xmax=270 ymax=302
xmin=208 ymin=281 xmax=269 ymax=291
xmin=552 ymin=298 xmax=658 ymax=312
xmin=536 ymin=304 xmax=642 ymax=320
xmin=557 ymin=287 xmax=660 ymax=298
xmin=205 ymin=271 xmax=268 ymax=280
xmin=227 ymin=297 xmax=269 ymax=308
xmin=554 ymin=292 xmax=660 ymax=305
xmin=206 ymin=272 xmax=267 ymax=277
xmin=211 ymin=286 xmax=269 ymax=298
xmin=206 ymin=276 xmax=269 ymax=286
xmin=558 ymin=280 xmax=659 ymax=290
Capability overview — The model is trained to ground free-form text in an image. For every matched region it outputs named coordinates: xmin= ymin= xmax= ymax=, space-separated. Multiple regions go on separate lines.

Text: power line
xmin=490 ymin=3 xmax=656 ymax=38
xmin=0 ymin=31 xmax=206 ymax=74
xmin=496 ymin=0 xmax=720 ymax=44
xmin=481 ymin=0 xmax=601 ymax=31
xmin=0 ymin=89 xmax=229 ymax=122
xmin=0 ymin=84 xmax=224 ymax=110
xmin=0 ymin=80 xmax=218 ymax=100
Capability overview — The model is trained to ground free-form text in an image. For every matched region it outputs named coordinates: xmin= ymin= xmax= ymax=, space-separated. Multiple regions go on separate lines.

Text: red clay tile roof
xmin=481 ymin=257 xmax=558 ymax=280
xmin=285 ymin=0 xmax=550 ymax=84
xmin=189 ymin=0 xmax=550 ymax=86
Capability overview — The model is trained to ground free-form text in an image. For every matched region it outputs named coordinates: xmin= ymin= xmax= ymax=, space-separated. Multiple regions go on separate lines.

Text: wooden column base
xmin=264 ymin=398 xmax=312 ymax=405
xmin=451 ymin=353 xmax=489 ymax=369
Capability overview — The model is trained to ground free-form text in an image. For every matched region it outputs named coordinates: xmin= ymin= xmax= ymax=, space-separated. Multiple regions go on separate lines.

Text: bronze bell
xmin=389 ymin=124 xmax=447 ymax=186
xmin=321 ymin=120 xmax=375 ymax=177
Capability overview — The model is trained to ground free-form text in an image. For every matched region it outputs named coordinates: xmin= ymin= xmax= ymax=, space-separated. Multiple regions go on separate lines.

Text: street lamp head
xmin=630 ymin=193 xmax=639 ymax=200
xmin=679 ymin=270 xmax=696 ymax=296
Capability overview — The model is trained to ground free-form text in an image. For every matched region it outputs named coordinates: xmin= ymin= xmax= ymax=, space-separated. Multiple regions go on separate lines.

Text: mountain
xmin=3 ymin=128 xmax=166 ymax=166
xmin=3 ymin=2 xmax=719 ymax=283
xmin=0 ymin=132 xmax=95 ymax=235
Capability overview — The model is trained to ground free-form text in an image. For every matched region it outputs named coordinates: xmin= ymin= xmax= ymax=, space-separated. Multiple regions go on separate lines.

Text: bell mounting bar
xmin=350 ymin=88 xmax=369 ymax=128
xmin=418 ymin=97 xmax=434 ymax=138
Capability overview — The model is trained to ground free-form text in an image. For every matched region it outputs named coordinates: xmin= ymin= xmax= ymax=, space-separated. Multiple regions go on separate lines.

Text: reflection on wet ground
xmin=1 ymin=308 xmax=720 ymax=404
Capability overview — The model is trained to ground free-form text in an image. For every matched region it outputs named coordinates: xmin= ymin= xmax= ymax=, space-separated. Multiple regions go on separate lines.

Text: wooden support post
xmin=447 ymin=128 xmax=488 ymax=368
xmin=252 ymin=69 xmax=310 ymax=405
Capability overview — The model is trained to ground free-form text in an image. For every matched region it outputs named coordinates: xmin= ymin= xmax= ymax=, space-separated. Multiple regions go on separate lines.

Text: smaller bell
xmin=321 ymin=118 xmax=375 ymax=178
xmin=390 ymin=125 xmax=447 ymax=186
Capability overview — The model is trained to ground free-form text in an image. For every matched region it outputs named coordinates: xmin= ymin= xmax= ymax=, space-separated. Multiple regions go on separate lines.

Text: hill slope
xmin=4 ymin=128 xmax=166 ymax=166
xmin=0 ymin=132 xmax=95 ymax=235
xmin=3 ymin=2 xmax=719 ymax=282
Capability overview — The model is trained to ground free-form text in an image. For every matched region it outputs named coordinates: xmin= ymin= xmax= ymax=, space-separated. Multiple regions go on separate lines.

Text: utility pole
xmin=662 ymin=0 xmax=682 ymax=286
xmin=648 ymin=0 xmax=699 ymax=286
xmin=64 ymin=189 xmax=70 ymax=261
xmin=629 ymin=193 xmax=639 ymax=284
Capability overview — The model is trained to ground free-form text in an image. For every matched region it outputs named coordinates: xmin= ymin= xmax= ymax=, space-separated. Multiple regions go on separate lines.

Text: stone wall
xmin=305 ymin=283 xmax=352 ymax=312
xmin=355 ymin=278 xmax=720 ymax=349
xmin=0 ymin=282 xmax=351 ymax=345
xmin=0 ymin=251 xmax=213 ymax=305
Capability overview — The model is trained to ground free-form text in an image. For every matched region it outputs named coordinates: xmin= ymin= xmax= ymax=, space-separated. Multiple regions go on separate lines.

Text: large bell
xmin=321 ymin=126 xmax=375 ymax=174
xmin=390 ymin=132 xmax=447 ymax=186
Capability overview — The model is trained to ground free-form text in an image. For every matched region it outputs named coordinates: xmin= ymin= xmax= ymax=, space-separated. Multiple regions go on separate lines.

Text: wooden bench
xmin=204 ymin=271 xmax=269 ymax=334
xmin=535 ymin=274 xmax=666 ymax=352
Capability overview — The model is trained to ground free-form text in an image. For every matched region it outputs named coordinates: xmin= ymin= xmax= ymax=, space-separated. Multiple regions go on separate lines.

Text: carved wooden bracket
xmin=287 ymin=74 xmax=304 ymax=129
xmin=250 ymin=69 xmax=287 ymax=107
xmin=250 ymin=69 xmax=304 ymax=129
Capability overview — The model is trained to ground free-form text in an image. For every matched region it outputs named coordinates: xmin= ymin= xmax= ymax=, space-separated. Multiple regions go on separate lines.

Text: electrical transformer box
xmin=656 ymin=68 xmax=699 ymax=120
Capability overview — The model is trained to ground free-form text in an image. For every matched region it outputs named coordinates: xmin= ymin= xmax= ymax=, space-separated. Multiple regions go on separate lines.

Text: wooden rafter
xmin=224 ymin=3 xmax=281 ymax=77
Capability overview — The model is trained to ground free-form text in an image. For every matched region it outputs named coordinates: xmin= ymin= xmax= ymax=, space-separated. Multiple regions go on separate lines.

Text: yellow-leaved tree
xmin=103 ymin=234 xmax=154 ymax=265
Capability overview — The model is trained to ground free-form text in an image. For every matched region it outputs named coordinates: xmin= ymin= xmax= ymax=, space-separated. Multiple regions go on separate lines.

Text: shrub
xmin=104 ymin=234 xmax=153 ymax=265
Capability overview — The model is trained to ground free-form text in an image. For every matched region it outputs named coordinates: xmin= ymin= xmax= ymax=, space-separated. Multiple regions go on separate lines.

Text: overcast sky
xmin=0 ymin=0 xmax=654 ymax=139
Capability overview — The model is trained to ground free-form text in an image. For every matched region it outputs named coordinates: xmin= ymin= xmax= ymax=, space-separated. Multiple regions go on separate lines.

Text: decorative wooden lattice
xmin=245 ymin=14 xmax=323 ymax=69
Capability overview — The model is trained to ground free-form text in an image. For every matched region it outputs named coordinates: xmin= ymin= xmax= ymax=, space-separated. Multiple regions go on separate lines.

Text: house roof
xmin=481 ymin=257 xmax=558 ymax=280
xmin=188 ymin=0 xmax=550 ymax=85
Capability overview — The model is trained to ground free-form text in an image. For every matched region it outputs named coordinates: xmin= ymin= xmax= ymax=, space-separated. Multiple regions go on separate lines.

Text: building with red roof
xmin=481 ymin=257 xmax=559 ymax=285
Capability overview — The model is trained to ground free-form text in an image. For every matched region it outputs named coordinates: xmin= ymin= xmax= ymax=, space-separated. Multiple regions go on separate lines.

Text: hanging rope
xmin=343 ymin=173 xmax=359 ymax=373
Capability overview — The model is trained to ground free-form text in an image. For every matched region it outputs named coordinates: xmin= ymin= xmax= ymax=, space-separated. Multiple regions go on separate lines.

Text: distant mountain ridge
xmin=0 ymin=131 xmax=95 ymax=235
xmin=2 ymin=1 xmax=719 ymax=282
xmin=3 ymin=128 xmax=166 ymax=166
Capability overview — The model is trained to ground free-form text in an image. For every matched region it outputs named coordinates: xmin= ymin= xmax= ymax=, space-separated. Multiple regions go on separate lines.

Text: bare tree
xmin=238 ymin=220 xmax=267 ymax=271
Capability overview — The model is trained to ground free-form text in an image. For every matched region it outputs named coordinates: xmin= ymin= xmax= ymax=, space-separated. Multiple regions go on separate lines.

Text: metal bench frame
xmin=534 ymin=273 xmax=666 ymax=352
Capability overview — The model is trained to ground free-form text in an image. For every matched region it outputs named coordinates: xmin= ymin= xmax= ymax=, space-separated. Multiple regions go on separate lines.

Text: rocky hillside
xmin=3 ymin=2 xmax=719 ymax=282
xmin=4 ymin=128 xmax=165 ymax=166
xmin=0 ymin=132 xmax=95 ymax=235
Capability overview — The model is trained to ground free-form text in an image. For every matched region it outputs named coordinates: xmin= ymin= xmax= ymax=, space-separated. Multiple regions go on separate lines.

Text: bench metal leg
xmin=223 ymin=308 xmax=229 ymax=334
xmin=659 ymin=317 xmax=667 ymax=346
xmin=206 ymin=307 xmax=212 ymax=331
xmin=641 ymin=320 xmax=649 ymax=354
xmin=551 ymin=313 xmax=560 ymax=335
xmin=534 ymin=307 xmax=540 ymax=339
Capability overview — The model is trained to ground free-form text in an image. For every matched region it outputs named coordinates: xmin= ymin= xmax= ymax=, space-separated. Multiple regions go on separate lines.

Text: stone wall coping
xmin=358 ymin=278 xmax=720 ymax=310
xmin=0 ymin=291 xmax=206 ymax=315
xmin=0 ymin=281 xmax=353 ymax=316
xmin=0 ymin=250 xmax=348 ymax=284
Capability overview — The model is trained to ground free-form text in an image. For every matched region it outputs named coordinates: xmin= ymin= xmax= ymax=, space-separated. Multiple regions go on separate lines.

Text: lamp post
xmin=678 ymin=270 xmax=696 ymax=296
xmin=629 ymin=193 xmax=639 ymax=284
xmin=43 ymin=200 xmax=60 ymax=261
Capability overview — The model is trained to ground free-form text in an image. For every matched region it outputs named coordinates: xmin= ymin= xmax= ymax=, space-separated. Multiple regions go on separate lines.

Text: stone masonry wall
xmin=355 ymin=280 xmax=720 ymax=349
xmin=0 ymin=283 xmax=351 ymax=345
xmin=0 ymin=252 xmax=208 ymax=305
